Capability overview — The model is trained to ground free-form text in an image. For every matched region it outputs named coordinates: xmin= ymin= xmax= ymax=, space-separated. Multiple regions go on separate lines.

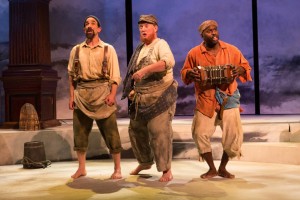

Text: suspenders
xmin=73 ymin=45 xmax=81 ymax=81
xmin=102 ymin=45 xmax=108 ymax=76
xmin=73 ymin=45 xmax=109 ymax=81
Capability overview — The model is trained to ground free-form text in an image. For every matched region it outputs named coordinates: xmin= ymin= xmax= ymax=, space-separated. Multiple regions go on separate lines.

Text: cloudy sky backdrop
xmin=0 ymin=0 xmax=299 ymax=120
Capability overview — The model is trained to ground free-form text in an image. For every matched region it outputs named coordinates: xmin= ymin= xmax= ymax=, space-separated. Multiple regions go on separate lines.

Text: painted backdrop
xmin=0 ymin=0 xmax=299 ymax=122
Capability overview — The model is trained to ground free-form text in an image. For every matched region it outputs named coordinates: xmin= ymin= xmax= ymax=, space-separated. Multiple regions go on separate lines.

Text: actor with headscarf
xmin=68 ymin=15 xmax=123 ymax=179
xmin=122 ymin=14 xmax=178 ymax=182
xmin=180 ymin=20 xmax=252 ymax=179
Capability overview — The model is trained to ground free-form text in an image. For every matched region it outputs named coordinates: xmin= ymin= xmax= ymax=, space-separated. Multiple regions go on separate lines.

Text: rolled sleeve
xmin=107 ymin=45 xmax=122 ymax=86
xmin=67 ymin=46 xmax=77 ymax=77
xmin=157 ymin=39 xmax=175 ymax=70
xmin=238 ymin=53 xmax=253 ymax=83
xmin=180 ymin=50 xmax=195 ymax=85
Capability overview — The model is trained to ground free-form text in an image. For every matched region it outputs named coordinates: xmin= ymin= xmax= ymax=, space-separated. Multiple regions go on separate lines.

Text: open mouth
xmin=212 ymin=36 xmax=218 ymax=41
xmin=86 ymin=28 xmax=93 ymax=34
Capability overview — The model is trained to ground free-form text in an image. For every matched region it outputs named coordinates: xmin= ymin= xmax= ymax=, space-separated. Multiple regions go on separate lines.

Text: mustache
xmin=85 ymin=28 xmax=95 ymax=39
xmin=86 ymin=27 xmax=93 ymax=32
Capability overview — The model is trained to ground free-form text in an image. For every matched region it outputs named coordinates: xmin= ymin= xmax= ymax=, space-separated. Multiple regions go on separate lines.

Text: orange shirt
xmin=180 ymin=40 xmax=252 ymax=118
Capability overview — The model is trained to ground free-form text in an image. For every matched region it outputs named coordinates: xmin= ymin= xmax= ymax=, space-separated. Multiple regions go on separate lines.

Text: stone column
xmin=1 ymin=0 xmax=60 ymax=128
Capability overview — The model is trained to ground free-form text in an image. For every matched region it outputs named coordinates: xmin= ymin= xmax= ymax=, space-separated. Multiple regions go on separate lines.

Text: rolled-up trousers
xmin=128 ymin=103 xmax=176 ymax=172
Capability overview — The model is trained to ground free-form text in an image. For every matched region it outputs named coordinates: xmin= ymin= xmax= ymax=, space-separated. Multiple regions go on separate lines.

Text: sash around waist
xmin=129 ymin=80 xmax=178 ymax=121
xmin=134 ymin=79 xmax=174 ymax=94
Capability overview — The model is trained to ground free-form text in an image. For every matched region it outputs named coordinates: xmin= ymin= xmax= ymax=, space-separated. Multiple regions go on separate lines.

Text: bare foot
xmin=200 ymin=169 xmax=218 ymax=179
xmin=111 ymin=169 xmax=122 ymax=179
xmin=159 ymin=169 xmax=173 ymax=182
xmin=218 ymin=169 xmax=235 ymax=179
xmin=71 ymin=169 xmax=87 ymax=179
xmin=130 ymin=164 xmax=152 ymax=175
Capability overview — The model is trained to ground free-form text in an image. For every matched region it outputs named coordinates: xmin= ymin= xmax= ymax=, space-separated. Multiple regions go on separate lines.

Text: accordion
xmin=196 ymin=65 xmax=234 ymax=86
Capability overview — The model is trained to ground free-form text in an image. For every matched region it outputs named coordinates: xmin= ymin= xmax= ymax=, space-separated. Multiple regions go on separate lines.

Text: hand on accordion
xmin=232 ymin=66 xmax=246 ymax=77
xmin=193 ymin=65 xmax=236 ymax=86
xmin=186 ymin=67 xmax=202 ymax=82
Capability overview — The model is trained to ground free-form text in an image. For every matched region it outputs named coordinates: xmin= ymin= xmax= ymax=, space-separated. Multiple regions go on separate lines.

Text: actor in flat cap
xmin=122 ymin=14 xmax=177 ymax=182
xmin=68 ymin=15 xmax=123 ymax=179
xmin=180 ymin=20 xmax=252 ymax=179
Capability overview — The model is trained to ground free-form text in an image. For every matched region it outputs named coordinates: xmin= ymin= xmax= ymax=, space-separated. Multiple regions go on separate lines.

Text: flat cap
xmin=138 ymin=14 xmax=158 ymax=25
xmin=198 ymin=20 xmax=218 ymax=33
xmin=84 ymin=15 xmax=101 ymax=27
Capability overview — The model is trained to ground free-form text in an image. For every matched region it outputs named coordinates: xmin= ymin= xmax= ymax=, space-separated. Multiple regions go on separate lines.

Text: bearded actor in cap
xmin=180 ymin=20 xmax=252 ymax=179
xmin=122 ymin=14 xmax=178 ymax=182
xmin=68 ymin=15 xmax=123 ymax=179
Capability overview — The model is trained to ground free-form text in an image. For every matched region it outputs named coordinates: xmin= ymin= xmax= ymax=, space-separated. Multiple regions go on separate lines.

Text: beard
xmin=140 ymin=34 xmax=155 ymax=45
xmin=141 ymin=37 xmax=150 ymax=44
xmin=85 ymin=28 xmax=96 ymax=40
xmin=205 ymin=36 xmax=219 ymax=48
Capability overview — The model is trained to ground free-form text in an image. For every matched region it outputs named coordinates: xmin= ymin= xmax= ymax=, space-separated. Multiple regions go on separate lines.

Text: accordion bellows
xmin=196 ymin=65 xmax=234 ymax=86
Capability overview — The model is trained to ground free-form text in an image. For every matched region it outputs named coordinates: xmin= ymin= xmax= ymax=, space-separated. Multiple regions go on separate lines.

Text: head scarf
xmin=198 ymin=20 xmax=218 ymax=33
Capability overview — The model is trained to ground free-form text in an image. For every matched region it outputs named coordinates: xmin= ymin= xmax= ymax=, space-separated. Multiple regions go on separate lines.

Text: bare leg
xmin=200 ymin=152 xmax=218 ymax=179
xmin=71 ymin=151 xmax=87 ymax=179
xmin=218 ymin=151 xmax=235 ymax=179
xmin=159 ymin=168 xmax=173 ymax=182
xmin=110 ymin=153 xmax=122 ymax=179
xmin=130 ymin=164 xmax=152 ymax=175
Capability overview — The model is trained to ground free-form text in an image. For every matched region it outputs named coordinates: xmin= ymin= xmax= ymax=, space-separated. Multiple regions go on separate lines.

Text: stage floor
xmin=1 ymin=115 xmax=300 ymax=199
xmin=1 ymin=159 xmax=300 ymax=200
